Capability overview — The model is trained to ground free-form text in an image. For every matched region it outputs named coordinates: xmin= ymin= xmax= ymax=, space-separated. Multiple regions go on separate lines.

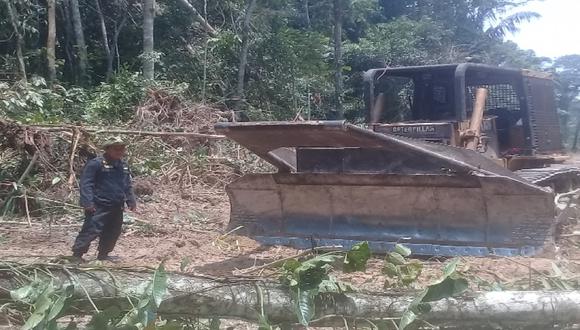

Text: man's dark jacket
xmin=79 ymin=156 xmax=136 ymax=208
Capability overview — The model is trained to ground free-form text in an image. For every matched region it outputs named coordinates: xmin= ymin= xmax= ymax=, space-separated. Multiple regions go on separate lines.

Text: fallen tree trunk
xmin=1 ymin=266 xmax=580 ymax=328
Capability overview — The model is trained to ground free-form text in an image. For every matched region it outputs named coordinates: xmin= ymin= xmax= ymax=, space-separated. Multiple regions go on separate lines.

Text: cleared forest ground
xmin=1 ymin=182 xmax=580 ymax=294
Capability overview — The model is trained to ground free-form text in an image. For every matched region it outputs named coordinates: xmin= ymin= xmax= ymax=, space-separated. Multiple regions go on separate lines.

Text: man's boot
xmin=97 ymin=253 xmax=119 ymax=262
xmin=71 ymin=252 xmax=85 ymax=264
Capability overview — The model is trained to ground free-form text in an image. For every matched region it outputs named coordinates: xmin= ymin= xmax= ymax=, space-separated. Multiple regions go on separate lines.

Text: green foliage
xmin=346 ymin=16 xmax=453 ymax=67
xmin=280 ymin=243 xmax=371 ymax=326
xmin=281 ymin=254 xmax=340 ymax=291
xmin=86 ymin=263 xmax=169 ymax=329
xmin=382 ymin=244 xmax=422 ymax=287
xmin=1 ymin=0 xmax=557 ymax=123
xmin=83 ymin=70 xmax=147 ymax=123
xmin=0 ymin=77 xmax=88 ymax=123
xmin=11 ymin=279 xmax=74 ymax=330
xmin=343 ymin=241 xmax=371 ymax=272
xmin=399 ymin=258 xmax=469 ymax=330
xmin=247 ymin=28 xmax=332 ymax=120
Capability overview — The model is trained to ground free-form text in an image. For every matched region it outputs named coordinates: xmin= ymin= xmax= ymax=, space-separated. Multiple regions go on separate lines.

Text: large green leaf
xmin=382 ymin=262 xmax=398 ymax=277
xmin=295 ymin=289 xmax=316 ymax=326
xmin=117 ymin=308 xmax=139 ymax=328
xmin=10 ymin=284 xmax=34 ymax=303
xmin=22 ymin=310 xmax=47 ymax=330
xmin=282 ymin=259 xmax=301 ymax=272
xmin=23 ymin=286 xmax=55 ymax=330
xmin=46 ymin=294 xmax=66 ymax=321
xmin=257 ymin=314 xmax=273 ymax=330
xmin=137 ymin=296 xmax=151 ymax=310
xmin=421 ymin=276 xmax=469 ymax=302
xmin=295 ymin=262 xmax=332 ymax=291
xmin=302 ymin=254 xmax=340 ymax=267
xmin=209 ymin=318 xmax=221 ymax=330
xmin=387 ymin=252 xmax=406 ymax=266
xmin=151 ymin=263 xmax=168 ymax=308
xmin=10 ymin=280 xmax=48 ymax=304
xmin=442 ymin=258 xmax=460 ymax=279
xmin=394 ymin=244 xmax=412 ymax=257
xmin=343 ymin=241 xmax=371 ymax=273
xmin=398 ymin=309 xmax=417 ymax=330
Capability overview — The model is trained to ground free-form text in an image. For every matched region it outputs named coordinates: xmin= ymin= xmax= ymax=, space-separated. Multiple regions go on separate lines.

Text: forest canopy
xmin=1 ymin=0 xmax=579 ymax=143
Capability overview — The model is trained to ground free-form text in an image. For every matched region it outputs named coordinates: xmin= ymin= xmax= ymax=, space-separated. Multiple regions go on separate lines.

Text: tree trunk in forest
xmin=112 ymin=15 xmax=128 ymax=74
xmin=70 ymin=0 xmax=89 ymax=85
xmin=4 ymin=0 xmax=27 ymax=83
xmin=142 ymin=0 xmax=156 ymax=80
xmin=47 ymin=0 xmax=57 ymax=85
xmin=176 ymin=0 xmax=218 ymax=37
xmin=234 ymin=0 xmax=258 ymax=116
xmin=304 ymin=0 xmax=311 ymax=29
xmin=333 ymin=0 xmax=343 ymax=119
xmin=94 ymin=0 xmax=113 ymax=81
xmin=60 ymin=0 xmax=76 ymax=82
xmin=2 ymin=267 xmax=580 ymax=328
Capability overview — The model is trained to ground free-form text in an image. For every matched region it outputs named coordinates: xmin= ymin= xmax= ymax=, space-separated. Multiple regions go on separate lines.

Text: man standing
xmin=72 ymin=137 xmax=136 ymax=262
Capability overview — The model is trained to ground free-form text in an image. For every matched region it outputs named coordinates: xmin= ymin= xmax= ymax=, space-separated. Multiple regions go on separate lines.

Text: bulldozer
xmin=215 ymin=63 xmax=580 ymax=256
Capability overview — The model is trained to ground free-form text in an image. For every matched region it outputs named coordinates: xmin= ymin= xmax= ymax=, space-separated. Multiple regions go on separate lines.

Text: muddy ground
xmin=1 ymin=184 xmax=579 ymax=293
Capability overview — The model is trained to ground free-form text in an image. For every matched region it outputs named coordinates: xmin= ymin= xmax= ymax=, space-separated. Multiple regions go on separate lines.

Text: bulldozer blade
xmin=215 ymin=121 xmax=556 ymax=256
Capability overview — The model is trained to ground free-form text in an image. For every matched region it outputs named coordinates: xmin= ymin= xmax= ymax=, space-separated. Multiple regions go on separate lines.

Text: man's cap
xmin=102 ymin=136 xmax=127 ymax=148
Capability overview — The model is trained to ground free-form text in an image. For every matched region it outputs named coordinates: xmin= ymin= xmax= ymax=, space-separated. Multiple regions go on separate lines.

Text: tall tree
xmin=333 ymin=0 xmax=343 ymax=118
xmin=94 ymin=0 xmax=113 ymax=80
xmin=3 ymin=0 xmax=27 ymax=82
xmin=234 ymin=0 xmax=258 ymax=115
xmin=47 ymin=0 xmax=57 ymax=85
xmin=142 ymin=0 xmax=156 ymax=80
xmin=112 ymin=11 xmax=128 ymax=74
xmin=59 ymin=0 xmax=76 ymax=81
xmin=70 ymin=0 xmax=89 ymax=84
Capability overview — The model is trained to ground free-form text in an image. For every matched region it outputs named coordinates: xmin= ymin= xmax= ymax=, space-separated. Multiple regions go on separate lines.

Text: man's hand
xmin=85 ymin=206 xmax=96 ymax=214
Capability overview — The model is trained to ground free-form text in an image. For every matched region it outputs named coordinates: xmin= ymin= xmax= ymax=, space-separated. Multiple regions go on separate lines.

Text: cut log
xmin=1 ymin=266 xmax=580 ymax=328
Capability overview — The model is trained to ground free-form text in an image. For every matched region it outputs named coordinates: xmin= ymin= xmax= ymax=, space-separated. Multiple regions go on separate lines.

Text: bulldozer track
xmin=516 ymin=165 xmax=580 ymax=193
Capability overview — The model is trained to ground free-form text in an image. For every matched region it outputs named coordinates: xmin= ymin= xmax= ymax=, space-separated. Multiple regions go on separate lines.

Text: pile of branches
xmin=0 ymin=120 xmax=98 ymax=217
xmin=129 ymin=87 xmax=270 ymax=189
xmin=0 ymin=87 xmax=269 ymax=221
xmin=134 ymin=87 xmax=230 ymax=134
xmin=0 ymin=95 xmax=258 ymax=219
xmin=132 ymin=87 xmax=232 ymax=153
xmin=0 ymin=120 xmax=51 ymax=156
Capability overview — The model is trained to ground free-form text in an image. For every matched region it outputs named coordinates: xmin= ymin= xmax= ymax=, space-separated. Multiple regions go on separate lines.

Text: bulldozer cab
xmin=363 ymin=64 xmax=564 ymax=158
